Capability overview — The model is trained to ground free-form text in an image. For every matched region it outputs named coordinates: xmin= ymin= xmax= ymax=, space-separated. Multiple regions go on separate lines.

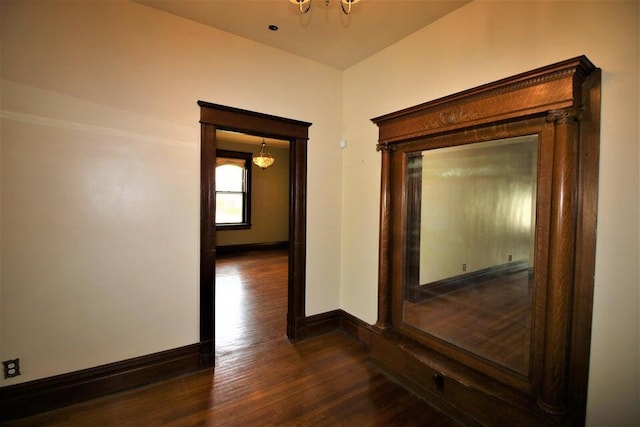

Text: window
xmin=215 ymin=150 xmax=252 ymax=229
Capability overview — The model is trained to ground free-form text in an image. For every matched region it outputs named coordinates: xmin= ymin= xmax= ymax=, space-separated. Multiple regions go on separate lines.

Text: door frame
xmin=198 ymin=101 xmax=311 ymax=364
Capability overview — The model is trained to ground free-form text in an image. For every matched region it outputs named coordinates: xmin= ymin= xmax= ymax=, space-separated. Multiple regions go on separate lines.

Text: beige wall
xmin=0 ymin=0 xmax=343 ymax=385
xmin=215 ymin=140 xmax=289 ymax=246
xmin=342 ymin=1 xmax=639 ymax=425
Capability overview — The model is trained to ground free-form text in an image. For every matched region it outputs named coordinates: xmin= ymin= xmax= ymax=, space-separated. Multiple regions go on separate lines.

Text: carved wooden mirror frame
xmin=370 ymin=56 xmax=600 ymax=425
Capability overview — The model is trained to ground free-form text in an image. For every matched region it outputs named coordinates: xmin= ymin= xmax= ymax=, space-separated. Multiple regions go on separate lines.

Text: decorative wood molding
xmin=375 ymin=141 xmax=396 ymax=152
xmin=370 ymin=56 xmax=601 ymax=425
xmin=199 ymin=101 xmax=310 ymax=140
xmin=198 ymin=102 xmax=311 ymax=344
xmin=547 ymin=107 xmax=582 ymax=124
xmin=375 ymin=145 xmax=393 ymax=332
xmin=369 ymin=329 xmax=558 ymax=426
xmin=0 ymin=343 xmax=208 ymax=422
xmin=372 ymin=56 xmax=596 ymax=144
xmin=434 ymin=106 xmax=481 ymax=126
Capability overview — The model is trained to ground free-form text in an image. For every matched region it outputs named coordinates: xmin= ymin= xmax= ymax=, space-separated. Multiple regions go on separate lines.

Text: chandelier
xmin=253 ymin=139 xmax=275 ymax=170
xmin=289 ymin=0 xmax=360 ymax=15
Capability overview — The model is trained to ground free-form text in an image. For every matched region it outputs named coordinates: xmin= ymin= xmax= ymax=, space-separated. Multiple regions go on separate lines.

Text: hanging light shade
xmin=253 ymin=140 xmax=275 ymax=170
xmin=289 ymin=0 xmax=360 ymax=15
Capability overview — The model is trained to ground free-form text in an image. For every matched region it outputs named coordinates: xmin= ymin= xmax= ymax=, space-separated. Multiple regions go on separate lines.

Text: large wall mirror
xmin=404 ymin=134 xmax=538 ymax=375
xmin=371 ymin=57 xmax=601 ymax=426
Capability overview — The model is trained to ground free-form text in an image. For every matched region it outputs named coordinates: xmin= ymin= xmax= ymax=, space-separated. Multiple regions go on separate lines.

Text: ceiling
xmin=136 ymin=0 xmax=470 ymax=70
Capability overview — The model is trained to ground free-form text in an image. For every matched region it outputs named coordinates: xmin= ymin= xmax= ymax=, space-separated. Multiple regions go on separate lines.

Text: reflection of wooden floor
xmin=403 ymin=270 xmax=532 ymax=374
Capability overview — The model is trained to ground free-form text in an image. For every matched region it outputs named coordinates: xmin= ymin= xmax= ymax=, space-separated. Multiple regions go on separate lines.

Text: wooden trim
xmin=538 ymin=107 xmax=581 ymax=413
xmin=217 ymin=241 xmax=289 ymax=257
xmin=199 ymin=102 xmax=310 ymax=344
xmin=339 ymin=310 xmax=374 ymax=348
xmin=0 ymin=344 xmax=207 ymax=422
xmin=216 ymin=223 xmax=251 ymax=231
xmin=368 ymin=330 xmax=557 ymax=427
xmin=568 ymin=67 xmax=601 ymax=425
xmin=198 ymin=101 xmax=311 ymax=140
xmin=288 ymin=138 xmax=308 ymax=341
xmin=372 ymin=56 xmax=595 ymax=144
xmin=304 ymin=310 xmax=373 ymax=349
xmin=200 ymin=122 xmax=216 ymax=354
xmin=304 ymin=310 xmax=342 ymax=337
xmin=375 ymin=144 xmax=393 ymax=331
xmin=372 ymin=56 xmax=600 ymax=424
xmin=407 ymin=261 xmax=530 ymax=303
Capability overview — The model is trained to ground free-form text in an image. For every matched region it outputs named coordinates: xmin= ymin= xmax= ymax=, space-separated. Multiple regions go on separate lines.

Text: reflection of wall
xmin=419 ymin=137 xmax=537 ymax=284
xmin=215 ymin=140 xmax=289 ymax=246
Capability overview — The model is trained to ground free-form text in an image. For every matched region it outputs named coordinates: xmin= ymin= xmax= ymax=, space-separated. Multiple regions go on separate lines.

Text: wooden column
xmin=538 ymin=108 xmax=581 ymax=414
xmin=375 ymin=142 xmax=393 ymax=331
xmin=199 ymin=122 xmax=216 ymax=365
xmin=287 ymin=138 xmax=308 ymax=341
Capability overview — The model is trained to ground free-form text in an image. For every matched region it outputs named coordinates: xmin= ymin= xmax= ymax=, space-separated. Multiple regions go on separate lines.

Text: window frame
xmin=215 ymin=149 xmax=252 ymax=230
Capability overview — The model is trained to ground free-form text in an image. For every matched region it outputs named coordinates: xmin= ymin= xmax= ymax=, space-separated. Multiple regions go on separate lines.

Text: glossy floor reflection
xmin=8 ymin=249 xmax=458 ymax=426
xmin=404 ymin=269 xmax=532 ymax=373
xmin=215 ymin=249 xmax=288 ymax=353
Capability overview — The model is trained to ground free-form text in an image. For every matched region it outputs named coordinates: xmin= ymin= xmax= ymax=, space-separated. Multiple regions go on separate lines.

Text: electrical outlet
xmin=509 ymin=254 xmax=513 ymax=261
xmin=3 ymin=358 xmax=21 ymax=379
xmin=462 ymin=263 xmax=467 ymax=272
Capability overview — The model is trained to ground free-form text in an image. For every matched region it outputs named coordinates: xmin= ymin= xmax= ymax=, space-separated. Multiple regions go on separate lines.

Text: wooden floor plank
xmin=5 ymin=249 xmax=457 ymax=426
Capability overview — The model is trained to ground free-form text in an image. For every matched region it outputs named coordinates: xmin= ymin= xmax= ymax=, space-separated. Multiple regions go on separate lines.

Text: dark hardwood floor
xmin=5 ymin=249 xmax=457 ymax=426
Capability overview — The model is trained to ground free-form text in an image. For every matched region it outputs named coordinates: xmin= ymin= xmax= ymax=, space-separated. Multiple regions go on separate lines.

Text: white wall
xmin=342 ymin=1 xmax=639 ymax=425
xmin=0 ymin=0 xmax=343 ymax=385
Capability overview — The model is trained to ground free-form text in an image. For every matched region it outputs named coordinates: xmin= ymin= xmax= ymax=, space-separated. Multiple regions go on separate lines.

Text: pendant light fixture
xmin=253 ymin=139 xmax=275 ymax=170
xmin=289 ymin=0 xmax=360 ymax=15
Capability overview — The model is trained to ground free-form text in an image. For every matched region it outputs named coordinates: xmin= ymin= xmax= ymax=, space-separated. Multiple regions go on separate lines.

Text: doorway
xmin=198 ymin=101 xmax=311 ymax=365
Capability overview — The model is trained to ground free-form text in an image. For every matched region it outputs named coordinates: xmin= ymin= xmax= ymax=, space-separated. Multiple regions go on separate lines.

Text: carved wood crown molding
xmin=371 ymin=56 xmax=596 ymax=145
xmin=456 ymin=67 xmax=576 ymax=108
xmin=437 ymin=107 xmax=481 ymax=126
xmin=415 ymin=67 xmax=574 ymax=123
xmin=546 ymin=107 xmax=583 ymax=124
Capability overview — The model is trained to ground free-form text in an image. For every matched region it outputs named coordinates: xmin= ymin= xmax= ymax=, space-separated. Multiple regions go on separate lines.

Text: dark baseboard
xmin=304 ymin=309 xmax=342 ymax=337
xmin=339 ymin=310 xmax=373 ymax=348
xmin=408 ymin=260 xmax=530 ymax=303
xmin=216 ymin=241 xmax=288 ymax=257
xmin=305 ymin=309 xmax=373 ymax=349
xmin=0 ymin=342 xmax=212 ymax=422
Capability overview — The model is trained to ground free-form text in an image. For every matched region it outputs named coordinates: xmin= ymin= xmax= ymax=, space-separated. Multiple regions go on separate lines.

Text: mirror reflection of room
xmin=402 ymin=135 xmax=538 ymax=374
